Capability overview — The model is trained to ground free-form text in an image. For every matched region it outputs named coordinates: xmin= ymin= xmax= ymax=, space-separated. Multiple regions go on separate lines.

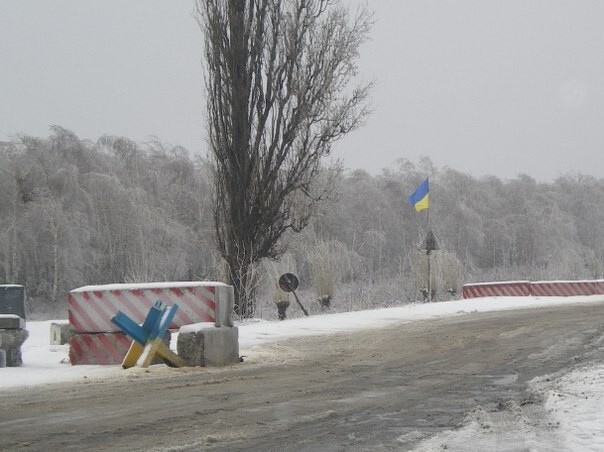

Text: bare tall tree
xmin=196 ymin=0 xmax=372 ymax=317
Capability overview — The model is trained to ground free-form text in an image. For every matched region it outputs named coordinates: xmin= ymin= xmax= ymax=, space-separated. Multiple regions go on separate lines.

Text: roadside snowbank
xmin=411 ymin=363 xmax=604 ymax=451
xmin=536 ymin=364 xmax=604 ymax=451
xmin=2 ymin=294 xmax=603 ymax=389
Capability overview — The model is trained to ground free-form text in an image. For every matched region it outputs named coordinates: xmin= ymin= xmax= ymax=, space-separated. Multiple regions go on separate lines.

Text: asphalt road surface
xmin=1 ymin=302 xmax=604 ymax=451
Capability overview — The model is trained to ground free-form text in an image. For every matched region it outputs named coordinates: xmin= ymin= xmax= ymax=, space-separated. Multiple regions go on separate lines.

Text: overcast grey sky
xmin=1 ymin=1 xmax=603 ymax=181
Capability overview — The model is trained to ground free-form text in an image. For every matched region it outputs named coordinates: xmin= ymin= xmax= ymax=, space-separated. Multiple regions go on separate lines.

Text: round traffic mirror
xmin=278 ymin=273 xmax=299 ymax=292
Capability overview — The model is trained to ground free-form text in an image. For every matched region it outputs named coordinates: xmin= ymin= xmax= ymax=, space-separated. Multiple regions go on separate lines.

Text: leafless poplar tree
xmin=196 ymin=0 xmax=373 ymax=317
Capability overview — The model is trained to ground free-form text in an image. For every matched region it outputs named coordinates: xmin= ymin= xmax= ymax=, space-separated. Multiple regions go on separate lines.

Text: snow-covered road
xmin=2 ymin=295 xmax=604 ymax=450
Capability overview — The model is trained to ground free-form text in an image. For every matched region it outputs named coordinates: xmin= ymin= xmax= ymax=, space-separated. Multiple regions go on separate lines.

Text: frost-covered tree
xmin=197 ymin=0 xmax=372 ymax=317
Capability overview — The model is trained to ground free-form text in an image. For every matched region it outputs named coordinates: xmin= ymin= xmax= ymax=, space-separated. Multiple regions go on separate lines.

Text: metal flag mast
xmin=409 ymin=177 xmax=437 ymax=302
xmin=426 ymin=204 xmax=431 ymax=302
xmin=422 ymin=181 xmax=438 ymax=302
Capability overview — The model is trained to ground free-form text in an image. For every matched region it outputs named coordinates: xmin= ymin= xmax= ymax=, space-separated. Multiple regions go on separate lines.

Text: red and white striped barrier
xmin=529 ymin=280 xmax=598 ymax=297
xmin=463 ymin=279 xmax=604 ymax=299
xmin=592 ymin=280 xmax=604 ymax=294
xmin=68 ymin=282 xmax=233 ymax=333
xmin=462 ymin=281 xmax=531 ymax=299
xmin=69 ymin=332 xmax=132 ymax=365
xmin=69 ymin=332 xmax=172 ymax=365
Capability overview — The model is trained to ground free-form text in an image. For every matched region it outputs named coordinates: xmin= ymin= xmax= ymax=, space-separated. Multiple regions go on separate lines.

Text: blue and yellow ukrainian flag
xmin=408 ymin=178 xmax=430 ymax=212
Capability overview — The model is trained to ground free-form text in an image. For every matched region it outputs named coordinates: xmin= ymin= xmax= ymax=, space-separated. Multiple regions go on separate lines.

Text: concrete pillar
xmin=0 ymin=349 xmax=6 ymax=368
xmin=50 ymin=322 xmax=74 ymax=345
xmin=0 ymin=329 xmax=29 ymax=367
xmin=177 ymin=326 xmax=239 ymax=367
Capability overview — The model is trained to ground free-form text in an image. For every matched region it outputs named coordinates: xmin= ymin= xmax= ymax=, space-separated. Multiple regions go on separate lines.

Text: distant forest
xmin=2 ymin=127 xmax=604 ymax=318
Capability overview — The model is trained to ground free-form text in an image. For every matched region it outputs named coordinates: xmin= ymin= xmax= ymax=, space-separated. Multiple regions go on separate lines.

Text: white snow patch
xmin=178 ymin=322 xmax=216 ymax=334
xmin=464 ymin=280 xmax=530 ymax=286
xmin=2 ymin=295 xmax=603 ymax=390
xmin=0 ymin=314 xmax=22 ymax=319
xmin=531 ymin=364 xmax=604 ymax=451
xmin=70 ymin=281 xmax=226 ymax=292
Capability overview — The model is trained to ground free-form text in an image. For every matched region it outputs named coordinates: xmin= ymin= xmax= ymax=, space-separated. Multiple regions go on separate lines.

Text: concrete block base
xmin=177 ymin=326 xmax=239 ymax=367
xmin=0 ymin=329 xmax=29 ymax=367
xmin=50 ymin=322 xmax=74 ymax=345
xmin=0 ymin=315 xmax=25 ymax=330
xmin=0 ymin=349 xmax=6 ymax=368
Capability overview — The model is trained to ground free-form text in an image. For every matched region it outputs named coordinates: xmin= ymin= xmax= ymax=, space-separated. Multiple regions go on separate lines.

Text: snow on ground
xmin=2 ymin=295 xmax=604 ymax=450
xmin=411 ymin=362 xmax=604 ymax=452
xmin=532 ymin=365 xmax=604 ymax=451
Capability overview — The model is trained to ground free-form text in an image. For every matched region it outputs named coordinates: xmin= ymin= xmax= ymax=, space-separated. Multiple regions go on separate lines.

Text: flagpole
xmin=426 ymin=206 xmax=430 ymax=228
xmin=427 ymin=206 xmax=431 ymax=302
xmin=408 ymin=177 xmax=434 ymax=303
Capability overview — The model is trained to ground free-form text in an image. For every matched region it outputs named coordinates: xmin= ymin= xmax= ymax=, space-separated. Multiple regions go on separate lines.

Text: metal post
xmin=426 ymin=207 xmax=431 ymax=302
xmin=427 ymin=250 xmax=432 ymax=302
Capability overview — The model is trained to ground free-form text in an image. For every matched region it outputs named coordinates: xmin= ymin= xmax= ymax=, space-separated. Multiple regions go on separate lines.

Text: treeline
xmin=308 ymin=159 xmax=604 ymax=302
xmin=0 ymin=127 xmax=215 ymax=316
xmin=2 ymin=128 xmax=604 ymax=317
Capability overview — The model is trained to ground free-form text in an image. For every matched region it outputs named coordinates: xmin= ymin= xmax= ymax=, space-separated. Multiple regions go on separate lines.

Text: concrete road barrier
xmin=70 ymin=331 xmax=171 ymax=366
xmin=67 ymin=282 xmax=237 ymax=366
xmin=177 ymin=325 xmax=239 ymax=367
xmin=0 ymin=328 xmax=28 ymax=367
xmin=462 ymin=281 xmax=531 ymax=298
xmin=69 ymin=282 xmax=234 ymax=333
xmin=463 ymin=279 xmax=604 ymax=299
xmin=50 ymin=321 xmax=74 ymax=345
